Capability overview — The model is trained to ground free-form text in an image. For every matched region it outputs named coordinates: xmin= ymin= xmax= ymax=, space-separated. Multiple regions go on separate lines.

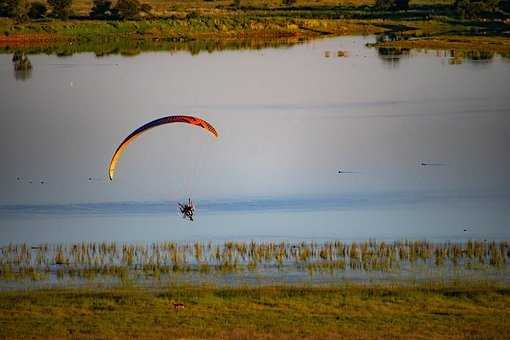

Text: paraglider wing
xmin=108 ymin=115 xmax=218 ymax=180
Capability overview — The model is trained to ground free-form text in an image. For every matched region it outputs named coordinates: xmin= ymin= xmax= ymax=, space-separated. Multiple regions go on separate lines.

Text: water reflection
xmin=376 ymin=46 xmax=410 ymax=65
xmin=449 ymin=49 xmax=495 ymax=64
xmin=3 ymin=34 xmax=506 ymax=73
xmin=369 ymin=33 xmax=411 ymax=65
xmin=0 ymin=36 xmax=306 ymax=58
xmin=1 ymin=37 xmax=309 ymax=81
xmin=370 ymin=32 xmax=504 ymax=65
xmin=12 ymin=52 xmax=32 ymax=81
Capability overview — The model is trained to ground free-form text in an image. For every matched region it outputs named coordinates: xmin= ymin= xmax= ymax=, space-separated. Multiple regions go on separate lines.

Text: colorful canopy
xmin=108 ymin=115 xmax=218 ymax=180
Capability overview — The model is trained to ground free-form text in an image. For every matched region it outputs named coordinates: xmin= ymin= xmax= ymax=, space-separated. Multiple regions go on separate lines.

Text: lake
xmin=1 ymin=35 xmax=510 ymax=245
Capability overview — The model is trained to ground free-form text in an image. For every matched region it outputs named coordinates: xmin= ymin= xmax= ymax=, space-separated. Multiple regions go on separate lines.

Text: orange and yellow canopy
xmin=108 ymin=115 xmax=218 ymax=180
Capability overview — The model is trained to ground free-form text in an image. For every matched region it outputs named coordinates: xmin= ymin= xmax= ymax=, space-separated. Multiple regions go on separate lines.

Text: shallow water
xmin=1 ymin=194 xmax=509 ymax=244
xmin=3 ymin=268 xmax=509 ymax=290
xmin=1 ymin=35 xmax=509 ymax=244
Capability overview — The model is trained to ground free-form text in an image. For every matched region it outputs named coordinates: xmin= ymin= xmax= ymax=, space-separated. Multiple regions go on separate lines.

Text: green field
xmin=0 ymin=283 xmax=509 ymax=338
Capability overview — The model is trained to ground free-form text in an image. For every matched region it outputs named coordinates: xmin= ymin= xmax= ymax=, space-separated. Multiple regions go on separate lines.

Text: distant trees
xmin=1 ymin=0 xmax=508 ymax=22
xmin=117 ymin=0 xmax=152 ymax=19
xmin=140 ymin=3 xmax=151 ymax=14
xmin=47 ymin=0 xmax=73 ymax=19
xmin=394 ymin=0 xmax=409 ymax=10
xmin=0 ymin=1 xmax=8 ymax=17
xmin=0 ymin=0 xmax=152 ymax=21
xmin=113 ymin=0 xmax=141 ymax=19
xmin=28 ymin=1 xmax=48 ymax=18
xmin=14 ymin=0 xmax=29 ymax=22
xmin=375 ymin=0 xmax=409 ymax=10
xmin=375 ymin=0 xmax=506 ymax=17
xmin=91 ymin=0 xmax=152 ymax=19
xmin=0 ymin=0 xmax=30 ymax=22
xmin=453 ymin=0 xmax=501 ymax=18
xmin=375 ymin=0 xmax=392 ymax=10
xmin=282 ymin=0 xmax=297 ymax=6
xmin=0 ymin=0 xmax=59 ymax=20
xmin=501 ymin=0 xmax=510 ymax=11
xmin=89 ymin=0 xmax=113 ymax=18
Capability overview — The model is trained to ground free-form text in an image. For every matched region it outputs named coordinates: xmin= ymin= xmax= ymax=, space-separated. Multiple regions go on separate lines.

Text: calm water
xmin=1 ymin=36 xmax=510 ymax=245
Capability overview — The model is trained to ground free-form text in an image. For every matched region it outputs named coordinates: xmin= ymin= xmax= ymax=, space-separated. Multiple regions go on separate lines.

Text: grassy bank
xmin=0 ymin=16 xmax=388 ymax=45
xmin=0 ymin=283 xmax=509 ymax=338
xmin=2 ymin=15 xmax=509 ymax=58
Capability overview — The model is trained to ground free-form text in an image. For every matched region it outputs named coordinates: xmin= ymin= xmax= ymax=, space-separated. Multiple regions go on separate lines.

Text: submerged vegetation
xmin=1 ymin=240 xmax=508 ymax=282
xmin=0 ymin=282 xmax=509 ymax=338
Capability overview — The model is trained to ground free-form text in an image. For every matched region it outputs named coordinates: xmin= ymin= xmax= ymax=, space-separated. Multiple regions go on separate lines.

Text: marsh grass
xmin=1 ymin=240 xmax=508 ymax=282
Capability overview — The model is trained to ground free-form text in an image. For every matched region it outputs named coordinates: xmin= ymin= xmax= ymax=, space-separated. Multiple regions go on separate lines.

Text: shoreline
xmin=0 ymin=17 xmax=386 ymax=46
xmin=1 ymin=17 xmax=509 ymax=55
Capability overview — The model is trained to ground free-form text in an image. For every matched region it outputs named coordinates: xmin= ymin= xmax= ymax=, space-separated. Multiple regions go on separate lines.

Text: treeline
xmin=0 ymin=0 xmax=152 ymax=22
xmin=374 ymin=0 xmax=508 ymax=17
xmin=453 ymin=0 xmax=509 ymax=18
xmin=0 ymin=0 xmax=508 ymax=23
